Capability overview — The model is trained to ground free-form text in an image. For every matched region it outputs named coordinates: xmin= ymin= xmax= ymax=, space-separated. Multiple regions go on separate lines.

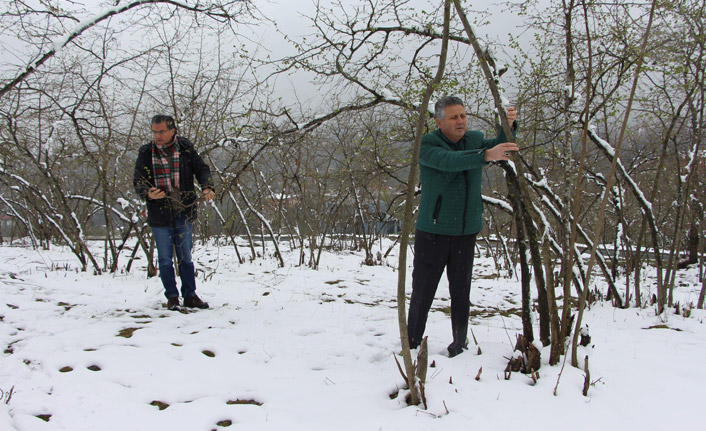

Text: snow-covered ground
xmin=1 ymin=239 xmax=704 ymax=430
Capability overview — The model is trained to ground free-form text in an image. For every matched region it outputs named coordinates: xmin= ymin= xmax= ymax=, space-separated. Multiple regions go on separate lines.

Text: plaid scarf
xmin=151 ymin=137 xmax=180 ymax=192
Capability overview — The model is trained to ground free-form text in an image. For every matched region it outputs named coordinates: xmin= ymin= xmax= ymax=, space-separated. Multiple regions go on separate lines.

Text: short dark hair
xmin=151 ymin=115 xmax=176 ymax=130
xmin=434 ymin=96 xmax=464 ymax=120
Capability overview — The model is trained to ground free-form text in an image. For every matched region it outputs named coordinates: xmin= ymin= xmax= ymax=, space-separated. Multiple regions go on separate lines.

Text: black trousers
xmin=407 ymin=229 xmax=477 ymax=350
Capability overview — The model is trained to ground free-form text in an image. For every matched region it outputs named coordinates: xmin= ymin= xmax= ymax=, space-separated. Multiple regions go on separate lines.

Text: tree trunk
xmin=396 ymin=0 xmax=450 ymax=407
xmin=543 ymin=242 xmax=563 ymax=365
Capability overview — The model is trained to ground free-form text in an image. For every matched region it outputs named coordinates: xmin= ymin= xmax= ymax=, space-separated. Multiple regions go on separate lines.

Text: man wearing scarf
xmin=134 ymin=115 xmax=215 ymax=310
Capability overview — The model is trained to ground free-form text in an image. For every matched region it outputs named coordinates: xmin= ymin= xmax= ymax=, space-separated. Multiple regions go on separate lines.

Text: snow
xmin=481 ymin=195 xmax=512 ymax=212
xmin=590 ymin=123 xmax=615 ymax=158
xmin=214 ymin=137 xmax=250 ymax=148
xmin=1 ymin=239 xmax=705 ymax=430
xmin=531 ymin=201 xmax=552 ymax=240
xmin=681 ymin=140 xmax=699 ymax=183
xmin=116 ymin=198 xmax=131 ymax=211
xmin=381 ymin=88 xmax=400 ymax=102
xmin=49 ymin=3 xmax=127 ymax=57
xmin=587 ymin=126 xmax=654 ymax=214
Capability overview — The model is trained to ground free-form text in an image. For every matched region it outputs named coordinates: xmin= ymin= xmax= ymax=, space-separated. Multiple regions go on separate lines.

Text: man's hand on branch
xmin=505 ymin=106 xmax=517 ymax=124
xmin=483 ymin=106 xmax=519 ymax=161
xmin=202 ymin=188 xmax=215 ymax=201
xmin=485 ymin=142 xmax=520 ymax=162
xmin=147 ymin=187 xmax=166 ymax=200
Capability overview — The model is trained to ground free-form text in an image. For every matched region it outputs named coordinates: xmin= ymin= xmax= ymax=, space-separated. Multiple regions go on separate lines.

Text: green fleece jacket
xmin=416 ymin=125 xmax=515 ymax=236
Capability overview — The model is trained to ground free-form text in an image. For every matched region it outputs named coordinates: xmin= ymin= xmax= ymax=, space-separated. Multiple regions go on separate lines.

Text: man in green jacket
xmin=408 ymin=96 xmax=518 ymax=357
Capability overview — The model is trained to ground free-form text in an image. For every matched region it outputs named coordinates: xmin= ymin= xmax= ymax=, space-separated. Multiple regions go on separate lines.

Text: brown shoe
xmin=166 ymin=297 xmax=180 ymax=310
xmin=184 ymin=294 xmax=209 ymax=309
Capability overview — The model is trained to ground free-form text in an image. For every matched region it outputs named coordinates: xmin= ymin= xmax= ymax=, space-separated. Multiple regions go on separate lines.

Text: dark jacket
xmin=133 ymin=136 xmax=214 ymax=227
xmin=415 ymin=125 xmax=515 ymax=236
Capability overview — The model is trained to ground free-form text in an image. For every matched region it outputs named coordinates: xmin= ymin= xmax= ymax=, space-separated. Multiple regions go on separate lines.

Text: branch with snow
xmin=0 ymin=195 xmax=39 ymax=247
xmin=69 ymin=195 xmax=132 ymax=224
xmin=481 ymin=195 xmax=513 ymax=213
xmin=524 ymin=174 xmax=622 ymax=304
xmin=587 ymin=125 xmax=653 ymax=215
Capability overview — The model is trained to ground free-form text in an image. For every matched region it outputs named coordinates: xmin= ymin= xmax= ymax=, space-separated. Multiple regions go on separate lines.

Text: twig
xmin=470 ymin=327 xmax=482 ymax=355
xmin=415 ymin=410 xmax=443 ymax=419
xmin=419 ymin=381 xmax=427 ymax=410
xmin=470 ymin=327 xmax=479 ymax=345
xmin=1 ymin=386 xmax=14 ymax=405
xmin=553 ymin=342 xmax=571 ymax=396
xmin=392 ymin=353 xmax=408 ymax=382
xmin=430 ymin=367 xmax=443 ymax=380
xmin=500 ymin=315 xmax=514 ymax=347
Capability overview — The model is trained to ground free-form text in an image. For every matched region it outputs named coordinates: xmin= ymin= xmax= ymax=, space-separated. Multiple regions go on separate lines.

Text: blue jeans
xmin=152 ymin=214 xmax=196 ymax=299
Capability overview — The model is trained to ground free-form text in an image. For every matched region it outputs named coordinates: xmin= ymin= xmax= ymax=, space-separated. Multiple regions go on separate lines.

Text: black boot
xmin=447 ymin=338 xmax=468 ymax=358
xmin=166 ymin=297 xmax=180 ymax=310
xmin=448 ymin=326 xmax=469 ymax=358
xmin=184 ymin=294 xmax=209 ymax=309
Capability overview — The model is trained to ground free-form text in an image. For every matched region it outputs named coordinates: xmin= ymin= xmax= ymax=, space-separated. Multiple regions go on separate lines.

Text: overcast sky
xmin=255 ymin=0 xmax=531 ymax=55
xmin=246 ymin=0 xmax=535 ymax=106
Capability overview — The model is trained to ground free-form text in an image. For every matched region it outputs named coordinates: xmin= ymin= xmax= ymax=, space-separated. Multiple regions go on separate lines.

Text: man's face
xmin=436 ymin=104 xmax=467 ymax=143
xmin=151 ymin=122 xmax=175 ymax=147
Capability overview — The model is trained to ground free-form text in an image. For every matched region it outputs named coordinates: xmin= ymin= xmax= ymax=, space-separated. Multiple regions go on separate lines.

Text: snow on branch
xmin=680 ymin=140 xmax=700 ymax=183
xmin=2 ymin=171 xmax=31 ymax=188
xmin=68 ymin=195 xmax=132 ymax=224
xmin=531 ymin=201 xmax=553 ymax=241
xmin=482 ymin=194 xmax=513 ymax=213
xmin=42 ymin=212 xmax=75 ymax=250
xmin=0 ymin=195 xmax=39 ymax=247
xmin=524 ymin=173 xmax=620 ymax=302
xmin=587 ymin=124 xmax=653 ymax=215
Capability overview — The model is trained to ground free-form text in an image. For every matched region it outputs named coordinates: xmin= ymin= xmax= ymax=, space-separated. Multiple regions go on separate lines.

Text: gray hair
xmin=434 ymin=96 xmax=464 ymax=120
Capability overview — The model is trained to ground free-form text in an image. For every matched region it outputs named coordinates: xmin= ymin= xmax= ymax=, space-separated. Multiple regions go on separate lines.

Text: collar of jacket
xmin=434 ymin=128 xmax=466 ymax=150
